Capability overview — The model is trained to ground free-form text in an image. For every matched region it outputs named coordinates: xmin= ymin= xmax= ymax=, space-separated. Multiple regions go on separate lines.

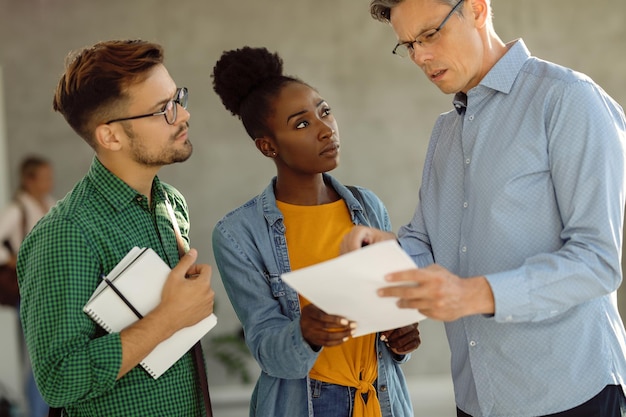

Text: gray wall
xmin=1 ymin=0 xmax=625 ymax=388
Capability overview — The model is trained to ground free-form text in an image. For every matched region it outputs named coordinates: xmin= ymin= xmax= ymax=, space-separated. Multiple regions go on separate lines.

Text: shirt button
xmin=468 ymin=115 xmax=474 ymax=121
xmin=379 ymin=385 xmax=388 ymax=392
xmin=465 ymin=158 xmax=471 ymax=164
xmin=469 ymin=341 xmax=477 ymax=347
xmin=461 ymin=246 xmax=467 ymax=253
xmin=505 ymin=315 xmax=513 ymax=322
xmin=378 ymin=352 xmax=383 ymax=359
xmin=463 ymin=202 xmax=468 ymax=208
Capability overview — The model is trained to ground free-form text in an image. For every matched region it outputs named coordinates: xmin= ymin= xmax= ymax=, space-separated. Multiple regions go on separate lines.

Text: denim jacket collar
xmin=258 ymin=173 xmax=369 ymax=228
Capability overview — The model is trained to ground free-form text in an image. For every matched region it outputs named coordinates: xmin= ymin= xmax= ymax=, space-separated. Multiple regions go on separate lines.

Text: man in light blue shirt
xmin=342 ymin=0 xmax=626 ymax=416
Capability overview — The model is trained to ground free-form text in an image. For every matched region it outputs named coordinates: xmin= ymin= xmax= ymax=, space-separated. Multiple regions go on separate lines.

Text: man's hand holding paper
xmin=281 ymin=240 xmax=426 ymax=337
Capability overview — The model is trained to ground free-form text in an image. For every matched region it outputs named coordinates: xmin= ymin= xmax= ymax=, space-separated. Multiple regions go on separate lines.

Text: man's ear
xmin=470 ymin=0 xmax=489 ymax=28
xmin=255 ymin=137 xmax=277 ymax=158
xmin=94 ymin=123 xmax=123 ymax=152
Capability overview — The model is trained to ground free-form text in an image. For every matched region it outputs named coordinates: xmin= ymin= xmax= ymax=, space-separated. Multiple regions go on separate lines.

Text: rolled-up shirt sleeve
xmin=18 ymin=217 xmax=121 ymax=407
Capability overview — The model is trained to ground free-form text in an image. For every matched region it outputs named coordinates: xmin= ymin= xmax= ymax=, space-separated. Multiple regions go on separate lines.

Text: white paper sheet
xmin=281 ymin=240 xmax=426 ymax=337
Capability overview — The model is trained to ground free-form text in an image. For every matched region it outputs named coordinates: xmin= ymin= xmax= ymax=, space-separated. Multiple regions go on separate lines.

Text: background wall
xmin=0 ymin=66 xmax=8 ymax=209
xmin=1 ymin=0 xmax=625 ymax=399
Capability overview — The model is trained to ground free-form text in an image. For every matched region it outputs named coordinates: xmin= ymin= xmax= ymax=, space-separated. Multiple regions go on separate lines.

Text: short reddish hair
xmin=52 ymin=39 xmax=164 ymax=147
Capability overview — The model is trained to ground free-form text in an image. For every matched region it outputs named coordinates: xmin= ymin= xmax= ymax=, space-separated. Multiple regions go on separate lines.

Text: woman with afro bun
xmin=211 ymin=46 xmax=419 ymax=417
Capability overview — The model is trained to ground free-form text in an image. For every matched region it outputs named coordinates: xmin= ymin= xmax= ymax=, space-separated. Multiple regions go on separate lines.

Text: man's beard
xmin=126 ymin=124 xmax=193 ymax=167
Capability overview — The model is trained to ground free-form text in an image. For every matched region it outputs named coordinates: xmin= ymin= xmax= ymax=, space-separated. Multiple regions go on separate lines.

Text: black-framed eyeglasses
xmin=105 ymin=87 xmax=188 ymax=125
xmin=392 ymin=0 xmax=464 ymax=58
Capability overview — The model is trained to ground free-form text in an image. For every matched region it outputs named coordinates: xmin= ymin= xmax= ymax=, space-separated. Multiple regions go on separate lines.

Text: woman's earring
xmin=272 ymin=152 xmax=277 ymax=157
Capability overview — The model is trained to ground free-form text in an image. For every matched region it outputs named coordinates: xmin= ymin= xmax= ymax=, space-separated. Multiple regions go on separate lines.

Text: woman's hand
xmin=380 ymin=323 xmax=421 ymax=356
xmin=300 ymin=303 xmax=355 ymax=350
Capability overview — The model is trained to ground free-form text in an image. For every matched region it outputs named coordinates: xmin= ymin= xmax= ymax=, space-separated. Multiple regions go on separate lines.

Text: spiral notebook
xmin=83 ymin=247 xmax=217 ymax=379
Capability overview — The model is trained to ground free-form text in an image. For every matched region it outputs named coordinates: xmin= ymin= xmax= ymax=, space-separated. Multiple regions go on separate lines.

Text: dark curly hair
xmin=211 ymin=46 xmax=308 ymax=140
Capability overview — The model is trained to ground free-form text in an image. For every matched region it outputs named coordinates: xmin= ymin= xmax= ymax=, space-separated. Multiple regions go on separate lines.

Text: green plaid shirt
xmin=17 ymin=157 xmax=204 ymax=417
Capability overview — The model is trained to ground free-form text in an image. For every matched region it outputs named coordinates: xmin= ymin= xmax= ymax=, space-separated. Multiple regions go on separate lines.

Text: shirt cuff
xmin=485 ymin=270 xmax=533 ymax=323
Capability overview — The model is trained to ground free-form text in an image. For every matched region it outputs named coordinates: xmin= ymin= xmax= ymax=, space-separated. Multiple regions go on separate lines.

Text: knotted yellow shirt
xmin=277 ymin=199 xmax=380 ymax=417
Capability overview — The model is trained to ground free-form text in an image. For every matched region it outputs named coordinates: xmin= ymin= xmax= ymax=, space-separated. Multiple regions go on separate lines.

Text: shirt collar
xmin=260 ymin=173 xmax=352 ymax=227
xmin=478 ymin=38 xmax=531 ymax=95
xmin=87 ymin=156 xmax=164 ymax=211
xmin=452 ymin=39 xmax=531 ymax=113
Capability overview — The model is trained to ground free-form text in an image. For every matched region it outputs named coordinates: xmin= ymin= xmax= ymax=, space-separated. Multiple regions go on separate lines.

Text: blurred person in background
xmin=0 ymin=155 xmax=55 ymax=417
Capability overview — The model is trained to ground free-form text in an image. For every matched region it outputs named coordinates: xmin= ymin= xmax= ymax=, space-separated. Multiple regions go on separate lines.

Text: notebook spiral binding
xmin=84 ymin=309 xmax=113 ymax=333
xmin=140 ymin=360 xmax=159 ymax=379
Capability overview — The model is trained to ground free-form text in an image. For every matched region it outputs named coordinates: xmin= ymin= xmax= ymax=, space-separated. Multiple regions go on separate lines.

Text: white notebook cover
xmin=83 ymin=247 xmax=217 ymax=379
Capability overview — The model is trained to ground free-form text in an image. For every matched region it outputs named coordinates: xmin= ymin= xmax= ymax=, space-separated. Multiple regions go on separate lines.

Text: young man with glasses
xmin=341 ymin=0 xmax=626 ymax=416
xmin=17 ymin=39 xmax=215 ymax=416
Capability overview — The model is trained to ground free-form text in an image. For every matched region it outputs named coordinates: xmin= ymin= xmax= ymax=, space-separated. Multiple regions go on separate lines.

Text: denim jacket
xmin=212 ymin=174 xmax=414 ymax=417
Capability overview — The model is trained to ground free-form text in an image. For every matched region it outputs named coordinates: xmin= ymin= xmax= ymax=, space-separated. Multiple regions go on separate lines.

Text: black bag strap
xmin=48 ymin=407 xmax=61 ymax=417
xmin=16 ymin=199 xmax=27 ymax=245
xmin=346 ymin=185 xmax=370 ymax=226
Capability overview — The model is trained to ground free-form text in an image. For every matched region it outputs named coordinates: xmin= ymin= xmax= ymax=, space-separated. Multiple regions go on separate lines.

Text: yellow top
xmin=277 ymin=199 xmax=380 ymax=417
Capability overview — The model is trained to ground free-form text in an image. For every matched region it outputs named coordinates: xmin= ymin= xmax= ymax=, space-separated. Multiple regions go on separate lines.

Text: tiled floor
xmin=407 ymin=374 xmax=456 ymax=416
xmin=212 ymin=374 xmax=456 ymax=417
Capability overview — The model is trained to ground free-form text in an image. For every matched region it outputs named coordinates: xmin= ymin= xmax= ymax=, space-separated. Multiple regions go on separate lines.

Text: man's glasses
xmin=106 ymin=87 xmax=188 ymax=125
xmin=392 ymin=0 xmax=464 ymax=58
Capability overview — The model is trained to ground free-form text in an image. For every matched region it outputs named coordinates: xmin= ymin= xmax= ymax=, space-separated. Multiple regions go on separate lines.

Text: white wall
xmin=0 ymin=65 xmax=9 ymax=208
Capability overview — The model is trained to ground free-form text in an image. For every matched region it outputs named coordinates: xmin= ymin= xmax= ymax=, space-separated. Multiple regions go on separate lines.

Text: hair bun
xmin=212 ymin=46 xmax=284 ymax=117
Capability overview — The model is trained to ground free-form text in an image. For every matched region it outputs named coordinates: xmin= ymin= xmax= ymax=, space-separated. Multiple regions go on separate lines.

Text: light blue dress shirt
xmin=398 ymin=39 xmax=626 ymax=416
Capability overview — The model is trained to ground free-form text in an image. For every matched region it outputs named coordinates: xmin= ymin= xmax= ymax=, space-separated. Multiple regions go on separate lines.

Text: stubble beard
xmin=127 ymin=125 xmax=193 ymax=167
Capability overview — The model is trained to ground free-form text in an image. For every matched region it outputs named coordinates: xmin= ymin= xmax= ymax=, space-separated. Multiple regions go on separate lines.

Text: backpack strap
xmin=346 ymin=185 xmax=370 ymax=226
xmin=16 ymin=199 xmax=27 ymax=244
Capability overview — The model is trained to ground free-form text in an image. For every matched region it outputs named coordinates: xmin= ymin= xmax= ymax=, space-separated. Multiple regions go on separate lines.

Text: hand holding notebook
xmin=83 ymin=247 xmax=217 ymax=379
